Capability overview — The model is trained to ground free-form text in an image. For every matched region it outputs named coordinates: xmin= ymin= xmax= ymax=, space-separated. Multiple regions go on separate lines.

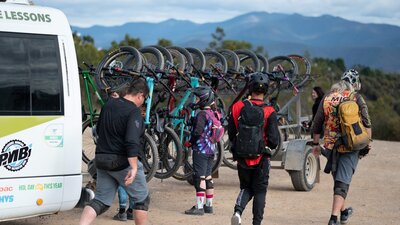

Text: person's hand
xmin=312 ymin=145 xmax=321 ymax=157
xmin=124 ymin=168 xmax=137 ymax=186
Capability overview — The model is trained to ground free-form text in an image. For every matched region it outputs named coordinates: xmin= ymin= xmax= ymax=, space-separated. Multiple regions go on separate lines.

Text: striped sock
xmin=196 ymin=192 xmax=205 ymax=209
xmin=206 ymin=194 xmax=213 ymax=207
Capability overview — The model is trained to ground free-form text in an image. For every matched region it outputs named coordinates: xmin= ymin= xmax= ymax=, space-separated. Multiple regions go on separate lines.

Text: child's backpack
xmin=338 ymin=93 xmax=370 ymax=151
xmin=204 ymin=109 xmax=224 ymax=143
xmin=235 ymin=99 xmax=267 ymax=158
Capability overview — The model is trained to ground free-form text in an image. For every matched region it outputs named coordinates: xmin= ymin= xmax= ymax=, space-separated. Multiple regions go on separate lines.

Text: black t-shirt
xmin=96 ymin=97 xmax=144 ymax=159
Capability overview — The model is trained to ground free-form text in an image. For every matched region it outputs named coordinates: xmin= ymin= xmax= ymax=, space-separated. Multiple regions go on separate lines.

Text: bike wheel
xmin=166 ymin=46 xmax=193 ymax=73
xmin=235 ymin=49 xmax=260 ymax=74
xmin=268 ymin=55 xmax=299 ymax=89
xmin=219 ymin=49 xmax=240 ymax=75
xmin=95 ymin=46 xmax=142 ymax=92
xmin=167 ymin=48 xmax=186 ymax=72
xmin=288 ymin=54 xmax=311 ymax=88
xmin=203 ymin=50 xmax=228 ymax=74
xmin=141 ymin=132 xmax=159 ymax=182
xmin=139 ymin=46 xmax=165 ymax=73
xmin=257 ymin=53 xmax=269 ymax=73
xmin=154 ymin=126 xmax=184 ymax=179
xmin=149 ymin=45 xmax=173 ymax=72
xmin=222 ymin=129 xmax=237 ymax=170
xmin=186 ymin=47 xmax=206 ymax=72
xmin=82 ymin=118 xmax=98 ymax=164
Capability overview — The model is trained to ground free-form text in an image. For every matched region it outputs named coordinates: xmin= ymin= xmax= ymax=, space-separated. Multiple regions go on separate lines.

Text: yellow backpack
xmin=338 ymin=93 xmax=370 ymax=151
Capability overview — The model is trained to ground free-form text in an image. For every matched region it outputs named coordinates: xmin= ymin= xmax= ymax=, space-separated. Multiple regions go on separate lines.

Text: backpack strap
xmin=243 ymin=99 xmax=253 ymax=107
xmin=203 ymin=109 xmax=213 ymax=119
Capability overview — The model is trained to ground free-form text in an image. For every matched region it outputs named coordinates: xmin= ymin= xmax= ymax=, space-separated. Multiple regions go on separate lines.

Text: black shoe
xmin=328 ymin=219 xmax=337 ymax=225
xmin=340 ymin=207 xmax=353 ymax=224
xmin=203 ymin=205 xmax=213 ymax=214
xmin=184 ymin=206 xmax=204 ymax=215
xmin=113 ymin=212 xmax=127 ymax=221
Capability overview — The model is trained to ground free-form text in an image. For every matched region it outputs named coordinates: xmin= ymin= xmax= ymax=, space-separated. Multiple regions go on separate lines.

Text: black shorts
xmin=192 ymin=150 xmax=213 ymax=177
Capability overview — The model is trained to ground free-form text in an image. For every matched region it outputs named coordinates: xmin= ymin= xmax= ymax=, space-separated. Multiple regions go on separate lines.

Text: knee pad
xmin=205 ymin=179 xmax=214 ymax=190
xmin=88 ymin=199 xmax=110 ymax=216
xmin=334 ymin=181 xmax=349 ymax=199
xmin=134 ymin=195 xmax=150 ymax=211
xmin=193 ymin=175 xmax=206 ymax=192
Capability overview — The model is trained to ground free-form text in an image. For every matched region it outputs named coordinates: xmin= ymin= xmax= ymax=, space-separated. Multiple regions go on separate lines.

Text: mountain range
xmin=72 ymin=12 xmax=400 ymax=72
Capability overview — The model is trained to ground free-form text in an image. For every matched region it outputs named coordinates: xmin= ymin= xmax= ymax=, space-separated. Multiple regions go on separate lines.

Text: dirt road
xmin=2 ymin=140 xmax=399 ymax=225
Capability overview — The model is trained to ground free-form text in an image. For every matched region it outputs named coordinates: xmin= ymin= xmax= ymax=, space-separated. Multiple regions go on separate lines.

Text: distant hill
xmin=72 ymin=12 xmax=400 ymax=72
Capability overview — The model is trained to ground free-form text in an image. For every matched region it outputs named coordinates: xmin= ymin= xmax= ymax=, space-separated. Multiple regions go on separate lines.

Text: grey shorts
xmin=333 ymin=151 xmax=359 ymax=184
xmin=94 ymin=161 xmax=149 ymax=206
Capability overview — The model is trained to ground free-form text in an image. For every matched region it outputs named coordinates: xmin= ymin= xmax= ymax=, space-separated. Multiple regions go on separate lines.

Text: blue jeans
xmin=117 ymin=186 xmax=135 ymax=209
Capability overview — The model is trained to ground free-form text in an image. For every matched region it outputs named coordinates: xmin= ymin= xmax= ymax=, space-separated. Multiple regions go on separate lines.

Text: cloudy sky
xmin=34 ymin=0 xmax=400 ymax=28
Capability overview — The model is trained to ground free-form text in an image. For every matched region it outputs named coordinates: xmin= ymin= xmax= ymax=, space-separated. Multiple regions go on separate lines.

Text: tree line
xmin=74 ymin=28 xmax=400 ymax=141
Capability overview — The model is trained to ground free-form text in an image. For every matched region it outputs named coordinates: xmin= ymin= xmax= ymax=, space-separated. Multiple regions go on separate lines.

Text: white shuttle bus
xmin=0 ymin=0 xmax=83 ymax=221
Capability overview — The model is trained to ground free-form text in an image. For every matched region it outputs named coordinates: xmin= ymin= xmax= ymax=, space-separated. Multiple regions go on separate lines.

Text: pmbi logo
xmin=0 ymin=140 xmax=32 ymax=172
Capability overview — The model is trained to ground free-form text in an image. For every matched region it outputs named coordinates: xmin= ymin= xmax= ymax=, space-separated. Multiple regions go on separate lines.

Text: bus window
xmin=0 ymin=32 xmax=64 ymax=116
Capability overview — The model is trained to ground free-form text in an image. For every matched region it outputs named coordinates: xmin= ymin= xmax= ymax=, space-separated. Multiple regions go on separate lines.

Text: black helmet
xmin=249 ymin=72 xmax=269 ymax=94
xmin=192 ymin=86 xmax=215 ymax=108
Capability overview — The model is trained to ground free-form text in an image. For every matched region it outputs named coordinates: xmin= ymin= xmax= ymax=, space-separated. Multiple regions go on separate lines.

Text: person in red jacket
xmin=228 ymin=72 xmax=280 ymax=225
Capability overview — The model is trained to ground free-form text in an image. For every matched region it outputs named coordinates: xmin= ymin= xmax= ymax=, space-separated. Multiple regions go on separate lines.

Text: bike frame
xmin=169 ymin=77 xmax=199 ymax=142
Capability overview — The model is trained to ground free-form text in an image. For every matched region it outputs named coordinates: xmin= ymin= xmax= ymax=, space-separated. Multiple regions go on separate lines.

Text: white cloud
xmin=33 ymin=0 xmax=400 ymax=27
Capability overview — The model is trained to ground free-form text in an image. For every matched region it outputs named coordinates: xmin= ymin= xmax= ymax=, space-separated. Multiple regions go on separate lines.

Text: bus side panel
xmin=58 ymin=35 xmax=82 ymax=177
xmin=0 ymin=176 xmax=65 ymax=221
xmin=58 ymin=35 xmax=83 ymax=211
xmin=60 ymin=175 xmax=82 ymax=210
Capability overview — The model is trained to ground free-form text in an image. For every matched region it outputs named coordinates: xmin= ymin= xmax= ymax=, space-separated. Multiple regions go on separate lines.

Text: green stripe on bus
xmin=0 ymin=116 xmax=61 ymax=138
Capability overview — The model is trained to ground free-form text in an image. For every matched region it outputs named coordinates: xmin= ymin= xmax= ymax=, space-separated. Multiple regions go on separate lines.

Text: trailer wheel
xmin=289 ymin=147 xmax=318 ymax=191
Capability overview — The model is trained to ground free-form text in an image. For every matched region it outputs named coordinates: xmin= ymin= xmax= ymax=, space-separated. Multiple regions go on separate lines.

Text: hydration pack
xmin=204 ymin=109 xmax=224 ymax=143
xmin=235 ymin=100 xmax=267 ymax=158
xmin=338 ymin=93 xmax=370 ymax=151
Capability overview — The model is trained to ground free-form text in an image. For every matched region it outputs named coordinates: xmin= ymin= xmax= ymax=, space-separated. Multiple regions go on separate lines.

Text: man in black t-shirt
xmin=79 ymin=78 xmax=150 ymax=225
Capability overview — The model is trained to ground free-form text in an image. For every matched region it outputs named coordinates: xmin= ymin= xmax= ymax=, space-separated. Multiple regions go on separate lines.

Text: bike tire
xmin=203 ymin=50 xmax=228 ymax=74
xmin=82 ymin=117 xmax=98 ymax=164
xmin=149 ymin=45 xmax=173 ymax=72
xmin=141 ymin=132 xmax=159 ymax=182
xmin=139 ymin=46 xmax=165 ymax=72
xmin=221 ymin=129 xmax=237 ymax=170
xmin=154 ymin=126 xmax=184 ymax=179
xmin=166 ymin=46 xmax=194 ymax=73
xmin=95 ymin=46 xmax=142 ymax=93
xmin=268 ymin=55 xmax=299 ymax=89
xmin=257 ymin=54 xmax=269 ymax=73
xmin=186 ymin=47 xmax=206 ymax=72
xmin=219 ymin=49 xmax=240 ymax=75
xmin=288 ymin=54 xmax=311 ymax=88
xmin=235 ymin=49 xmax=260 ymax=74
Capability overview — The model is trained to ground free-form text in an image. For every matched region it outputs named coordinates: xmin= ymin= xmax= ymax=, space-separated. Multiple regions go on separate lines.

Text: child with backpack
xmin=228 ymin=72 xmax=280 ymax=225
xmin=184 ymin=86 xmax=224 ymax=216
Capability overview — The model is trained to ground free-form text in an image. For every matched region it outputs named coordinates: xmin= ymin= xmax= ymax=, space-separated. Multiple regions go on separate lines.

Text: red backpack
xmin=204 ymin=109 xmax=224 ymax=143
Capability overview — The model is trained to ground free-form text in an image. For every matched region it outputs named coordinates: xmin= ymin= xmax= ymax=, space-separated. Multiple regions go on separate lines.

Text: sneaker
xmin=113 ymin=212 xmax=127 ymax=221
xmin=328 ymin=219 xmax=337 ymax=225
xmin=204 ymin=205 xmax=213 ymax=214
xmin=340 ymin=207 xmax=354 ymax=224
xmin=126 ymin=210 xmax=134 ymax=220
xmin=184 ymin=206 xmax=204 ymax=215
xmin=231 ymin=212 xmax=241 ymax=225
